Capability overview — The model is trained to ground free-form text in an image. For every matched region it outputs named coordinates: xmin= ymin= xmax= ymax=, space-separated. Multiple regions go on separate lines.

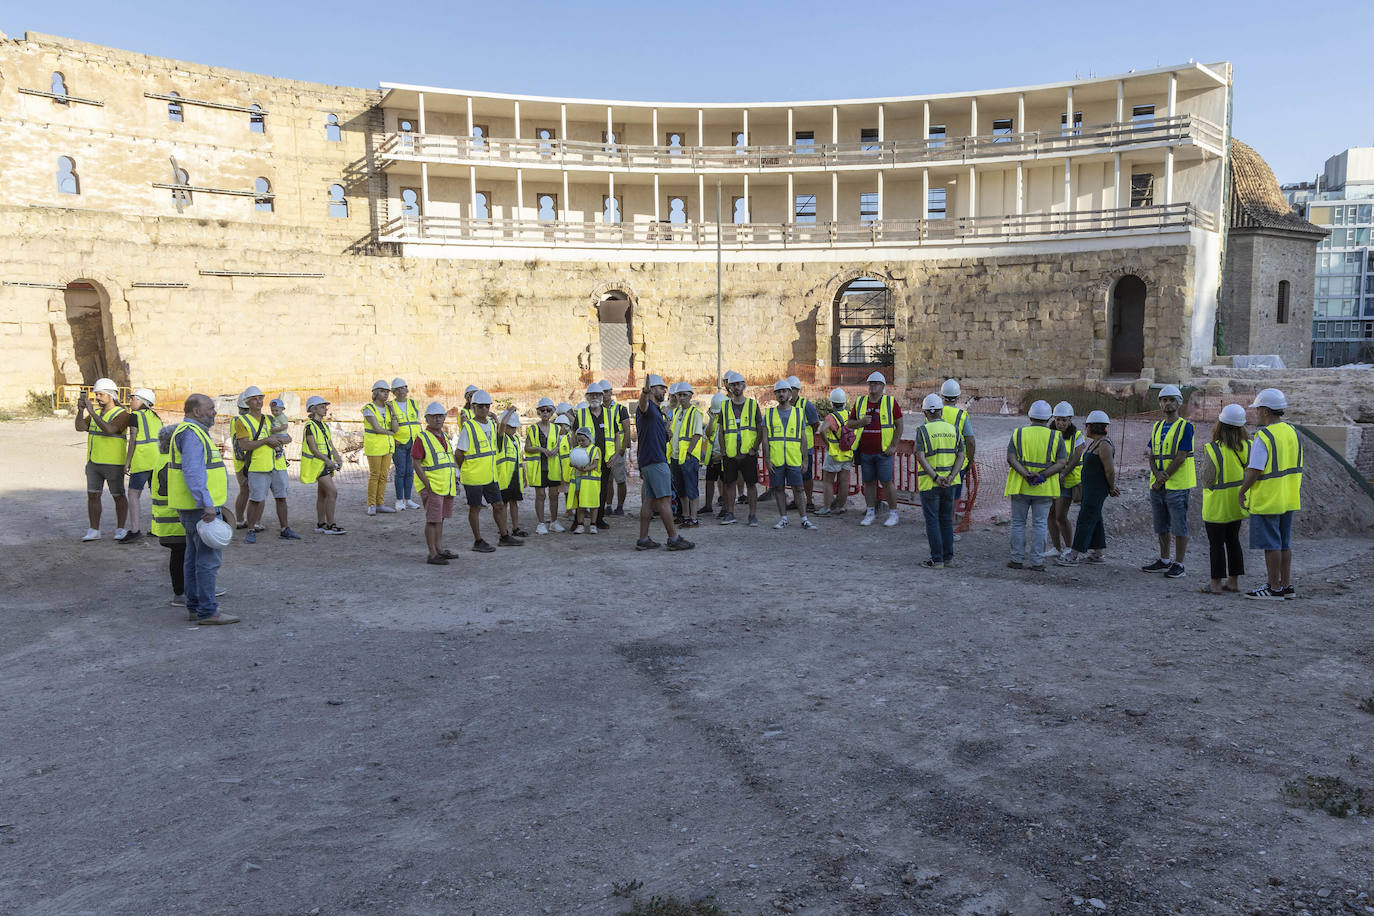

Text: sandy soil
xmin=2 ymin=417 xmax=1373 ymax=915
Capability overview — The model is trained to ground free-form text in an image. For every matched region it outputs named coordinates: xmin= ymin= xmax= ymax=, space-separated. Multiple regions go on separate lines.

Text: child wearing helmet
xmin=815 ymin=387 xmax=856 ymax=516
xmin=526 ymin=398 xmax=566 ymax=534
xmin=569 ymin=428 xmax=603 ymax=534
xmin=703 ymin=393 xmax=726 ymax=517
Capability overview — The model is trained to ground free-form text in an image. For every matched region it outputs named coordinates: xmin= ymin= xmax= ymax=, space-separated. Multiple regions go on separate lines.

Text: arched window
xmin=325 ymin=113 xmax=341 ymax=142
xmin=51 ymin=71 xmax=68 ymax=99
xmin=400 ymin=188 xmax=419 ymax=218
xmin=57 ymin=157 xmax=80 ymax=195
xmin=537 ymin=127 xmax=554 ymax=157
xmin=172 ymin=168 xmax=192 ymax=207
xmin=603 ymin=196 xmax=621 ymax=224
xmin=167 ymin=92 xmax=184 ymax=122
xmin=733 ymin=197 xmax=749 ymax=224
xmin=328 ymin=184 xmax=349 ymax=218
xmin=471 ymin=124 xmax=486 ymax=151
xmin=666 ymin=132 xmax=683 ymax=155
xmin=667 ymin=197 xmax=687 ymax=225
xmin=537 ymin=193 xmax=557 ymax=222
xmin=249 ymin=103 xmax=265 ymax=134
xmin=398 ymin=119 xmax=414 ymax=153
xmin=254 ymin=177 xmax=273 ymax=213
xmin=473 ymin=190 xmax=490 ymax=220
xmin=834 ymin=277 xmax=895 ymax=366
xmin=1277 ymin=280 xmax=1291 ymax=324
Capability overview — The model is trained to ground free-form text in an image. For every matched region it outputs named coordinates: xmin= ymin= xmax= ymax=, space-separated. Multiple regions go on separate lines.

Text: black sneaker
xmin=511 ymin=528 xmax=530 ymax=538
xmin=1279 ymin=586 xmax=1296 ymax=600
xmin=498 ymin=534 xmax=524 ymax=547
xmin=747 ymin=515 xmax=759 ymax=527
xmin=667 ymin=536 xmax=695 ymax=551
xmin=472 ymin=539 xmax=496 ymax=553
xmin=719 ymin=513 xmax=737 ymax=526
xmin=1141 ymin=559 xmax=1171 ymax=572
xmin=1245 ymin=584 xmax=1281 ymax=600
xmin=612 ymin=507 xmax=626 ymax=517
xmin=1165 ymin=563 xmax=1186 ymax=579
xmin=116 ymin=530 xmax=142 ymax=543
xmin=635 ymin=537 xmax=661 ymax=551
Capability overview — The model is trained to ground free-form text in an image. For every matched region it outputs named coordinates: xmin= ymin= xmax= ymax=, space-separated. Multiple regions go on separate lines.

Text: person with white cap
xmin=152 ymin=423 xmax=228 ymax=610
xmin=762 ymin=379 xmax=815 ymax=531
xmin=914 ymin=393 xmax=964 ymax=567
xmin=362 ymin=379 xmax=399 ymax=517
xmin=847 ymin=370 xmax=903 ymax=528
xmin=600 ymin=380 xmax=633 ymax=516
xmin=459 ymin=384 xmax=479 ymax=425
xmin=702 ymin=393 xmax=726 ymax=518
xmin=1239 ymin=388 xmax=1303 ymax=599
xmin=455 ymin=389 xmax=521 ymax=551
xmin=1141 ymin=384 xmax=1194 ymax=579
xmin=575 ymin=383 xmax=622 ymax=531
xmin=238 ymin=386 xmax=299 ymax=543
xmin=167 ymin=393 xmax=238 ymax=624
xmin=75 ymin=377 xmax=132 ymax=541
xmin=120 ymin=387 xmax=163 ymax=543
xmin=786 ymin=376 xmax=821 ymax=515
xmin=815 ymin=387 xmax=857 ymax=517
xmin=940 ymin=380 xmax=975 ymax=519
xmin=554 ymin=411 xmax=574 ymax=516
xmin=301 ymin=395 xmax=345 ymax=535
xmin=231 ymin=389 xmax=253 ymax=527
xmin=1047 ymin=401 xmax=1085 ymax=561
xmin=412 ymin=400 xmax=458 ymax=565
xmin=1059 ymin=410 xmax=1119 ymax=566
xmin=635 ymin=374 xmax=694 ymax=550
xmin=569 ymin=427 xmax=602 ymax=534
xmin=709 ymin=370 xmax=763 ymax=526
xmin=1004 ymin=399 xmax=1069 ymax=570
xmin=388 ymin=378 xmax=423 ymax=512
xmin=669 ymin=382 xmax=705 ymax=527
xmin=1196 ymin=404 xmax=1251 ymax=593
xmin=526 ymin=397 xmax=565 ymax=534
xmin=496 ymin=408 xmax=530 ymax=538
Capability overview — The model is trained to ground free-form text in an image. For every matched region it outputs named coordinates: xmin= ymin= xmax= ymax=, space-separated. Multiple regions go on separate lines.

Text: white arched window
xmin=254 ymin=177 xmax=273 ymax=213
xmin=328 ymin=184 xmax=349 ymax=218
xmin=57 ymin=157 xmax=80 ymax=194
xmin=249 ymin=103 xmax=265 ymax=134
xmin=325 ymin=113 xmax=340 ymax=142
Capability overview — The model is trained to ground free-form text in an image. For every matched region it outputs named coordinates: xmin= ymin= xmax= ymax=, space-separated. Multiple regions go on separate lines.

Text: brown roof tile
xmin=1229 ymin=139 xmax=1327 ymax=236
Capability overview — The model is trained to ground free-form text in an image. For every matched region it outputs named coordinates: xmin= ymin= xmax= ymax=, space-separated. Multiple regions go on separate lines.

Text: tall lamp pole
xmin=716 ymin=181 xmax=723 ymax=390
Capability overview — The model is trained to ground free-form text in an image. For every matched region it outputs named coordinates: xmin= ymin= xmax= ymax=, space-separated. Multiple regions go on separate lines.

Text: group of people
xmin=74 ymin=368 xmax=1303 ymax=625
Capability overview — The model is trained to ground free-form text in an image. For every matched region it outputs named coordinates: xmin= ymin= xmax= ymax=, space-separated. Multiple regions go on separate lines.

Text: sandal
xmin=1198 ymin=586 xmax=1222 ymax=595
xmin=1221 ymin=584 xmax=1239 ymax=592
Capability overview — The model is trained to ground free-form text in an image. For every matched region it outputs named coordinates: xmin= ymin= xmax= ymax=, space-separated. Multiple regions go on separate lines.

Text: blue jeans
xmin=1149 ymin=488 xmax=1189 ymax=537
xmin=177 ymin=509 xmax=223 ymax=619
xmin=1009 ymin=495 xmax=1052 ymax=565
xmin=920 ymin=487 xmax=955 ymax=562
xmin=859 ymin=452 xmax=893 ymax=483
xmin=393 ymin=443 xmax=415 ymax=499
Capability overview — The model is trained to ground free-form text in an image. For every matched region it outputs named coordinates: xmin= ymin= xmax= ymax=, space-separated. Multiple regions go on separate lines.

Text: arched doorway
xmin=598 ymin=291 xmax=633 ymax=387
xmin=60 ymin=280 xmax=123 ymax=387
xmin=833 ymin=277 xmax=894 ymax=383
xmin=1109 ymin=275 xmax=1146 ymax=376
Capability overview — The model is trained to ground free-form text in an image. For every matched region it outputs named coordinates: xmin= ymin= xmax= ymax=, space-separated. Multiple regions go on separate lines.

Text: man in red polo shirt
xmin=847 ymin=371 xmax=903 ymax=527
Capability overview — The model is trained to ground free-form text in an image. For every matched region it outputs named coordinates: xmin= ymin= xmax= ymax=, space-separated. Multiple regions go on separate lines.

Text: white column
xmin=878 ymin=170 xmax=885 ymax=220
xmin=1017 ymin=92 xmax=1024 ymax=133
xmin=560 ymin=104 xmax=567 ymax=141
xmin=652 ymin=108 xmax=658 ymax=145
xmin=787 ymin=108 xmax=794 ymax=150
xmin=606 ymin=106 xmax=613 ymax=145
xmin=607 ymin=172 xmax=614 ymax=222
xmin=417 ymin=92 xmax=426 ymax=134
xmin=653 ymin=174 xmax=660 ymax=222
xmin=1165 ymin=72 xmax=1177 ymax=204
xmin=516 ymin=168 xmax=524 ymax=217
xmin=922 ymin=101 xmax=930 ymax=145
xmin=418 ymin=93 xmax=429 ymax=218
xmin=469 ymin=165 xmax=476 ymax=217
xmin=877 ymin=104 xmax=885 ymax=142
xmin=968 ymin=167 xmax=977 ymax=218
xmin=742 ymin=173 xmax=749 ymax=220
xmin=1167 ymin=71 xmax=1177 ymax=117
xmin=1064 ymin=160 xmax=1072 ymax=213
xmin=699 ymin=173 xmax=705 ymax=223
xmin=831 ymin=105 xmax=838 ymax=144
xmin=1015 ymin=162 xmax=1024 ymax=215
xmin=466 ymin=97 xmax=473 ymax=138
xmin=562 ymin=170 xmax=569 ymax=220
xmin=831 ymin=171 xmax=838 ymax=222
xmin=698 ymin=108 xmax=704 ymax=147
xmin=920 ymin=168 xmax=928 ymax=220
xmin=1113 ymin=152 xmax=1121 ymax=209
xmin=1116 ymin=79 xmax=1124 ymax=124
xmin=787 ymin=172 xmax=794 ymax=222
xmin=741 ymin=109 xmax=748 ymax=145
xmin=970 ymin=97 xmax=978 ymax=138
xmin=1066 ymin=87 xmax=1073 ymax=131
xmin=513 ymin=100 xmax=521 ymax=140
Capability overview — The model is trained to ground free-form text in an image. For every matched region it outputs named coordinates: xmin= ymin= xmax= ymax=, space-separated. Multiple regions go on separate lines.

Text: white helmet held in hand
xmin=197 ymin=517 xmax=233 ymax=549
xmin=940 ymin=378 xmax=961 ymax=398
xmin=1028 ymin=400 xmax=1053 ymax=421
xmin=569 ymin=446 xmax=591 ymax=468
xmin=709 ymin=393 xmax=727 ymax=413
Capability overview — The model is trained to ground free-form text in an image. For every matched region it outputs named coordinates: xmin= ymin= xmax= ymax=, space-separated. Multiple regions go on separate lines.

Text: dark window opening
xmin=1060 ymin=111 xmax=1083 ymax=136
xmin=928 ymin=187 xmax=947 ymax=219
xmin=794 ymin=130 xmax=815 ymax=154
xmin=861 ymin=127 xmax=879 ymax=152
xmin=992 ymin=118 xmax=1013 ymax=142
xmin=1277 ymin=280 xmax=1290 ymax=324
xmin=927 ymin=125 xmax=946 ymax=148
xmin=1132 ymin=105 xmax=1155 ymax=127
xmin=835 ymin=277 xmax=895 ymax=366
xmin=860 ymin=191 xmax=879 ymax=224
xmin=1130 ymin=173 xmax=1154 ymax=208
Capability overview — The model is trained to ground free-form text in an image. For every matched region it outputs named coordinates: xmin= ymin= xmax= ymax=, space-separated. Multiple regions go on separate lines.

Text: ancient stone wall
xmin=1220 ymin=230 xmax=1318 ymax=367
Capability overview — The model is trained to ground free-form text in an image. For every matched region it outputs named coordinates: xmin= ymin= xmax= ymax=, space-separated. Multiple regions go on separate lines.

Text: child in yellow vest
xmin=569 ymin=427 xmax=602 ymax=534
xmin=497 ymin=410 xmax=529 ymax=538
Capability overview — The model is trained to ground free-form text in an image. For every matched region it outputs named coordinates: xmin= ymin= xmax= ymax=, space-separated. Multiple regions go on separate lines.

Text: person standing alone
xmin=1141 ymin=385 xmax=1195 ymax=579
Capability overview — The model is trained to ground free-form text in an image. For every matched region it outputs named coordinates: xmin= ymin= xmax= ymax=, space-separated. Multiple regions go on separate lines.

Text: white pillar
xmin=1015 ymin=162 xmax=1024 ymax=215
xmin=699 ymin=173 xmax=706 ymax=223
xmin=831 ymin=171 xmax=838 ymax=222
xmin=877 ymin=104 xmax=885 ymax=144
xmin=831 ymin=105 xmax=838 ymax=145
xmin=417 ymin=91 xmax=426 ymax=134
xmin=516 ymin=168 xmax=524 ymax=217
xmin=1113 ymin=152 xmax=1121 ymax=208
xmin=741 ymin=109 xmax=748 ymax=145
xmin=878 ymin=170 xmax=885 ymax=220
xmin=560 ymin=104 xmax=567 ymax=144
xmin=970 ymin=97 xmax=978 ymax=137
xmin=652 ymin=108 xmax=658 ymax=145
xmin=787 ymin=172 xmax=794 ymax=222
xmin=469 ymin=165 xmax=476 ymax=218
xmin=968 ymin=167 xmax=976 ymax=218
xmin=513 ymin=100 xmax=520 ymax=140
xmin=698 ymin=108 xmax=704 ymax=147
xmin=418 ymin=93 xmax=428 ymax=219
xmin=1064 ymin=160 xmax=1072 ymax=213
xmin=920 ymin=168 xmax=928 ymax=220
xmin=1065 ymin=87 xmax=1074 ymax=134
xmin=1017 ymin=93 xmax=1024 ymax=133
xmin=922 ymin=101 xmax=930 ymax=145
xmin=1167 ymin=71 xmax=1177 ymax=117
xmin=607 ymin=172 xmax=614 ymax=221
xmin=742 ymin=173 xmax=749 ymax=220
xmin=653 ymin=174 xmax=660 ymax=222
xmin=606 ymin=106 xmax=614 ymax=146
xmin=562 ymin=170 xmax=569 ymax=220
xmin=1116 ymin=79 xmax=1125 ymax=124
xmin=466 ymin=97 xmax=473 ymax=138
xmin=1164 ymin=72 xmax=1177 ymax=204
xmin=787 ymin=108 xmax=794 ymax=148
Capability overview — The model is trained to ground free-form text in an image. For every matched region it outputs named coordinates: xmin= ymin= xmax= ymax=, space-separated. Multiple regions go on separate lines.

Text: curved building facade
xmin=0 ymin=31 xmax=1233 ymax=406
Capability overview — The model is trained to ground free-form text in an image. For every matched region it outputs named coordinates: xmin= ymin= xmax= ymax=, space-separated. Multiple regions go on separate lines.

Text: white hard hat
xmin=425 ymin=400 xmax=446 ymax=416
xmin=679 ymin=382 xmax=694 ymax=395
xmin=709 ymin=393 xmax=726 ymax=413
xmin=464 ymin=384 xmax=478 ymax=395
xmin=585 ymin=383 xmax=602 ymax=396
xmin=132 ymin=387 xmax=156 ymax=406
xmin=537 ymin=397 xmax=555 ymax=409
xmin=922 ymin=393 xmax=943 ymax=411
xmin=597 ymin=379 xmax=612 ymax=392
xmin=554 ymin=413 xmax=571 ymax=426
xmin=371 ymin=379 xmax=390 ymax=392
xmin=1028 ymin=400 xmax=1053 ymax=421
xmin=1052 ymin=400 xmax=1074 ymax=418
xmin=1219 ymin=403 xmax=1248 ymax=426
xmin=723 ymin=370 xmax=745 ymax=385
xmin=196 ymin=517 xmax=233 ymax=550
xmin=773 ymin=379 xmax=790 ymax=392
xmin=576 ymin=400 xmax=588 ymax=411
xmin=555 ymin=402 xmax=573 ymax=415
xmin=503 ymin=410 xmax=521 ymax=428
xmin=236 ymin=392 xmax=249 ymax=409
xmin=471 ymin=389 xmax=493 ymax=405
xmin=866 ymin=371 xmax=887 ymax=384
xmin=306 ymin=395 xmax=328 ymax=409
xmin=1158 ymin=384 xmax=1183 ymax=400
xmin=830 ymin=387 xmax=847 ymax=405
xmin=786 ymin=375 xmax=802 ymax=389
xmin=269 ymin=397 xmax=284 ymax=410
xmin=1085 ymin=409 xmax=1111 ymax=426
xmin=569 ymin=446 xmax=591 ymax=468
xmin=391 ymin=377 xmax=408 ymax=389
xmin=242 ymin=385 xmax=264 ymax=400
xmin=940 ymin=378 xmax=962 ymax=398
xmin=646 ymin=373 xmax=666 ymax=388
xmin=575 ymin=426 xmax=594 ymax=441
xmin=92 ymin=377 xmax=119 ymax=395
xmin=1250 ymin=388 xmax=1288 ymax=411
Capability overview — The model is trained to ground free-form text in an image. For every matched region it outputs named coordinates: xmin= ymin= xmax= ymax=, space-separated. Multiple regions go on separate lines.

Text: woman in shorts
xmin=302 ymin=395 xmax=345 ymax=534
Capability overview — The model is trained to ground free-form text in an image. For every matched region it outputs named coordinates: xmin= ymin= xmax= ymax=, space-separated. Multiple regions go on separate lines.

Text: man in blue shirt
xmin=636 ymin=375 xmax=694 ymax=552
xmin=175 ymin=394 xmax=239 ymax=625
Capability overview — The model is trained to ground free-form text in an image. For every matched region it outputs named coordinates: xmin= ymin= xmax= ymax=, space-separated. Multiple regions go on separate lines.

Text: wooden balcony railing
xmin=378 ymin=202 xmax=1215 ymax=249
xmin=375 ymin=115 xmax=1224 ymax=172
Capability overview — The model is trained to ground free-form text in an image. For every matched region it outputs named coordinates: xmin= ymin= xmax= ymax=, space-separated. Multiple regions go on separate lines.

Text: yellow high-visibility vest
xmin=149 ymin=456 xmax=184 ymax=539
xmin=525 ymin=424 xmax=562 ymax=486
xmin=458 ymin=418 xmax=498 ymax=485
xmin=128 ymin=408 xmax=164 ymax=473
xmin=496 ymin=434 xmax=525 ymax=490
xmin=821 ymin=409 xmax=856 ymax=462
xmin=916 ymin=419 xmax=962 ymax=491
xmin=720 ymin=397 xmax=760 ymax=458
xmin=414 ymin=429 xmax=456 ymax=497
xmin=1202 ymin=440 xmax=1250 ymax=523
xmin=575 ymin=406 xmax=622 ymax=459
xmin=673 ymin=405 xmax=706 ymax=463
xmin=300 ymin=418 xmax=337 ymax=484
xmin=764 ymin=405 xmax=806 ymax=468
xmin=1004 ymin=424 xmax=1065 ymax=498
xmin=167 ymin=421 xmax=229 ymax=510
xmin=854 ymin=395 xmax=897 ymax=452
xmin=362 ymin=402 xmax=394 ymax=457
xmin=389 ymin=398 xmax=421 ymax=446
xmin=237 ymin=414 xmax=275 ymax=473
xmin=796 ymin=396 xmax=816 ymax=450
xmin=1149 ymin=419 xmax=1197 ymax=490
xmin=87 ymin=404 xmax=128 ymax=465
xmin=1248 ymin=422 xmax=1303 ymax=515
xmin=1061 ymin=429 xmax=1086 ymax=489
xmin=941 ymin=405 xmax=970 ymax=472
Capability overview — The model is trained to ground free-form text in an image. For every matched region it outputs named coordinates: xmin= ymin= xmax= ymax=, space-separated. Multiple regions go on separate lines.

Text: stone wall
xmin=1219 ymin=229 xmax=1318 ymax=367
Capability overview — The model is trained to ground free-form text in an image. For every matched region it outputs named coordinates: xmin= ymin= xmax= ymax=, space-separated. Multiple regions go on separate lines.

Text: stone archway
xmin=588 ymin=280 xmax=642 ymax=387
xmin=1092 ymin=266 xmax=1157 ymax=380
xmin=819 ymin=266 xmax=906 ymax=386
xmin=54 ymin=278 xmax=127 ymax=389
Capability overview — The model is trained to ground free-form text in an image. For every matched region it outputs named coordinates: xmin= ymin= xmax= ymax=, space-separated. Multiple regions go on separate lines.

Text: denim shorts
xmin=1249 ymin=512 xmax=1294 ymax=551
xmin=859 ymin=451 xmax=894 ymax=484
xmin=769 ymin=464 xmax=804 ymax=489
xmin=672 ymin=457 xmax=700 ymax=501
xmin=640 ymin=461 xmax=672 ymax=500
xmin=1150 ymin=487 xmax=1189 ymax=537
xmin=127 ymin=470 xmax=153 ymax=491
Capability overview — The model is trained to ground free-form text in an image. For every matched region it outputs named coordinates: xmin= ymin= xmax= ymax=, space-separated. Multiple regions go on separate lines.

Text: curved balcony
xmin=375 ymin=115 xmax=1223 ymax=174
xmin=378 ymin=202 xmax=1215 ymax=250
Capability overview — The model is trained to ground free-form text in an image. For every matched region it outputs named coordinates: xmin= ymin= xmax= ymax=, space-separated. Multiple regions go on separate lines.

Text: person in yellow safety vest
xmin=1004 ymin=399 xmax=1069 ymax=570
xmin=847 ymin=371 xmax=904 ymax=528
xmin=152 ymin=424 xmax=231 ymax=610
xmin=362 ymin=379 xmax=399 ymax=516
xmin=708 ymin=370 xmax=764 ymax=526
xmin=1239 ymin=388 xmax=1304 ymax=600
xmin=553 ymin=412 xmax=573 ymax=519
xmin=496 ymin=409 xmax=530 ymax=538
xmin=454 ymin=389 xmax=522 ymax=552
xmin=526 ymin=398 xmax=567 ymax=535
xmin=762 ymin=379 xmax=816 ymax=531
xmin=814 ymin=387 xmax=856 ymax=517
xmin=1047 ymin=401 xmax=1086 ymax=563
xmin=575 ymin=384 xmax=621 ymax=531
xmin=76 ymin=377 xmax=133 ymax=542
xmin=459 ymin=385 xmax=478 ymax=426
xmin=301 ymin=395 xmax=346 ymax=535
xmin=167 ymin=393 xmax=238 ymax=624
xmin=1140 ymin=384 xmax=1196 ymax=579
xmin=388 ymin=378 xmax=423 ymax=512
xmin=412 ymin=400 xmax=458 ymax=565
xmin=786 ymin=376 xmax=821 ymax=515
xmin=569 ymin=427 xmax=603 ymax=534
xmin=669 ymin=382 xmax=705 ymax=528
xmin=121 ymin=386 xmax=163 ymax=543
xmin=237 ymin=387 xmax=298 ymax=543
xmin=702 ymin=393 xmax=726 ymax=518
xmin=1199 ymin=403 xmax=1251 ymax=595
xmin=599 ymin=380 xmax=633 ymax=517
xmin=914 ymin=393 xmax=965 ymax=568
xmin=231 ymin=390 xmax=253 ymax=527
xmin=940 ymin=380 xmax=975 ymax=529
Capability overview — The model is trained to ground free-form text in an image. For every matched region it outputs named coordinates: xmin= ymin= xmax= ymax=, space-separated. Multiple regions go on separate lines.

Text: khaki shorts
xmin=609 ymin=451 xmax=628 ymax=484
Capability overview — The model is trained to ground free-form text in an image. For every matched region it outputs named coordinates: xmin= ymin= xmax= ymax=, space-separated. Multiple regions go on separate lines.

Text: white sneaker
xmin=367 ymin=506 xmax=377 ymax=516
xmin=406 ymin=499 xmax=422 ymax=509
xmin=573 ymin=525 xmax=585 ymax=534
xmin=587 ymin=525 xmax=599 ymax=535
xmin=114 ymin=528 xmax=128 ymax=540
xmin=550 ymin=520 xmax=566 ymax=533
xmin=800 ymin=517 xmax=816 ymax=530
xmin=860 ymin=509 xmax=876 ymax=526
xmin=376 ymin=505 xmax=397 ymax=514
xmin=82 ymin=528 xmax=101 ymax=542
xmin=536 ymin=522 xmax=548 ymax=535
xmin=884 ymin=510 xmax=899 ymax=527
xmin=1060 ymin=547 xmax=1073 ymax=560
xmin=394 ymin=500 xmax=406 ymax=512
xmin=774 ymin=517 xmax=789 ymax=529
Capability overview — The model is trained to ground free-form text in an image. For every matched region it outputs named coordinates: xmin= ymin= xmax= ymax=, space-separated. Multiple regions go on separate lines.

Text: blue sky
xmin=4 ymin=0 xmax=1368 ymax=182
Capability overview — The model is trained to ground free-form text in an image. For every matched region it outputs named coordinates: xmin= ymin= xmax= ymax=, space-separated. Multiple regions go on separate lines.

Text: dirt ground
xmin=2 ymin=417 xmax=1373 ymax=916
